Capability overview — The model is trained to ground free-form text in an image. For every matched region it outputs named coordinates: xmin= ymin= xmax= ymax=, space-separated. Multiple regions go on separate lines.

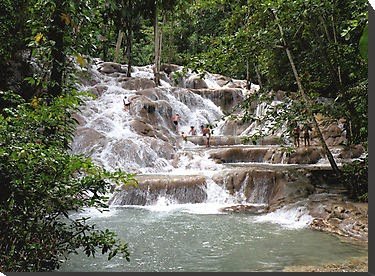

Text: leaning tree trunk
xmin=271 ymin=9 xmax=341 ymax=176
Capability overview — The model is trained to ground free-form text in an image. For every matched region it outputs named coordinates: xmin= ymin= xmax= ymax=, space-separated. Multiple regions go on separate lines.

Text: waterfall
xmin=73 ymin=60 xmax=306 ymax=218
xmin=247 ymin=173 xmax=274 ymax=204
xmin=73 ymin=62 xmax=225 ymax=174
xmin=240 ymin=100 xmax=286 ymax=138
xmin=255 ymin=204 xmax=313 ymax=229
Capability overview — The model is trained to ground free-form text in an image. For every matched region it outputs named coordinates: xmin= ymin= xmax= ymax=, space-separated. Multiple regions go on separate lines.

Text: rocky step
xmin=206 ymin=145 xmax=364 ymax=165
xmin=186 ymin=135 xmax=282 ymax=146
xmin=109 ymin=166 xmax=344 ymax=207
xmin=109 ymin=174 xmax=207 ymax=206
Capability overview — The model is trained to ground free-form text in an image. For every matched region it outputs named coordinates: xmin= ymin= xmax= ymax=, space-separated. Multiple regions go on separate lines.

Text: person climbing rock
xmin=181 ymin=132 xmax=188 ymax=142
xmin=171 ymin=113 xmax=180 ymax=132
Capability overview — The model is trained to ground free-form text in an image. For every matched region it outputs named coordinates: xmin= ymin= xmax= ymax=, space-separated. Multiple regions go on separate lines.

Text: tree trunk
xmin=271 ymin=9 xmax=341 ymax=176
xmin=246 ymin=60 xmax=251 ymax=89
xmin=114 ymin=30 xmax=124 ymax=63
xmin=331 ymin=15 xmax=342 ymax=86
xmin=125 ymin=29 xmax=132 ymax=77
xmin=254 ymin=63 xmax=263 ymax=89
xmin=154 ymin=6 xmax=161 ymax=86
xmin=48 ymin=1 xmax=66 ymax=98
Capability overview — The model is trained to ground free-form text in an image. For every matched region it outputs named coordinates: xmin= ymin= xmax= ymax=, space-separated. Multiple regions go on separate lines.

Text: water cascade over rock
xmin=72 ymin=60 xmax=366 ymax=240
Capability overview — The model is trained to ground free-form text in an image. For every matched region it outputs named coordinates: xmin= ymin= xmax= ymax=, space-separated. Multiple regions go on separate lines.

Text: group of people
xmin=292 ymin=123 xmax=312 ymax=147
xmin=126 ymin=102 xmax=313 ymax=150
xmin=172 ymin=113 xmax=212 ymax=147
xmin=122 ymin=102 xmax=213 ymax=147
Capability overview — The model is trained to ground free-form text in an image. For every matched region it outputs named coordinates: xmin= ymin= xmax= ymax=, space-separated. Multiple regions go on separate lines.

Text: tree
xmin=270 ymin=7 xmax=340 ymax=175
xmin=0 ymin=0 xmax=141 ymax=270
xmin=150 ymin=0 xmax=184 ymax=85
xmin=107 ymin=0 xmax=146 ymax=76
xmin=0 ymin=91 xmax=134 ymax=271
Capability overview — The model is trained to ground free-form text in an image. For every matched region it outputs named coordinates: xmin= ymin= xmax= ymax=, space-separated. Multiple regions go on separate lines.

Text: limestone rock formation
xmin=190 ymin=88 xmax=244 ymax=111
xmin=109 ymin=175 xmax=207 ymax=205
xmin=120 ymin=77 xmax=156 ymax=91
xmin=97 ymin=62 xmax=127 ymax=74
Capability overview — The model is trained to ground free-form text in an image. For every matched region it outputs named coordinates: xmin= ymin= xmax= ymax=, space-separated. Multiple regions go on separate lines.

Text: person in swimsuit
xmin=292 ymin=125 xmax=301 ymax=147
xmin=123 ymin=96 xmax=131 ymax=112
xmin=188 ymin=126 xmax=197 ymax=135
xmin=171 ymin=113 xmax=180 ymax=132
xmin=200 ymin=124 xmax=211 ymax=147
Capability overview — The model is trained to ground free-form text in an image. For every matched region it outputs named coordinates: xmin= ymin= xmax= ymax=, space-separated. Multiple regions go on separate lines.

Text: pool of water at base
xmin=58 ymin=206 xmax=367 ymax=272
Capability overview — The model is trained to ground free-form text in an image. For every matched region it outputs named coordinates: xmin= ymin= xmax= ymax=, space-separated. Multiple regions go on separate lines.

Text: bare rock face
xmin=210 ymin=74 xmax=232 ymax=87
xmin=88 ymin=84 xmax=108 ymax=97
xmin=309 ymin=201 xmax=368 ymax=242
xmin=131 ymin=94 xmax=174 ymax=133
xmin=184 ymin=75 xmax=209 ymax=89
xmin=72 ymin=112 xmax=87 ymax=126
xmin=190 ymin=88 xmax=244 ymax=111
xmin=309 ymin=121 xmax=347 ymax=146
xmin=209 ymin=147 xmax=271 ymax=163
xmin=220 ymin=204 xmax=269 ymax=214
xmin=213 ymin=168 xmax=249 ymax=195
xmin=267 ymin=169 xmax=316 ymax=209
xmin=130 ymin=119 xmax=158 ymax=137
xmin=212 ymin=167 xmax=316 ymax=206
xmin=71 ymin=127 xmax=107 ymax=154
xmin=136 ymin=88 xmax=164 ymax=101
xmin=209 ymin=146 xmax=325 ymax=164
xmin=160 ymin=63 xmax=181 ymax=75
xmin=219 ymin=118 xmax=252 ymax=136
xmin=129 ymin=119 xmax=170 ymax=142
xmin=324 ymin=124 xmax=343 ymax=139
xmin=286 ymin=147 xmax=324 ymax=164
xmin=120 ymin=77 xmax=156 ymax=91
xmin=337 ymin=144 xmax=364 ymax=159
xmin=98 ymin=62 xmax=127 ymax=74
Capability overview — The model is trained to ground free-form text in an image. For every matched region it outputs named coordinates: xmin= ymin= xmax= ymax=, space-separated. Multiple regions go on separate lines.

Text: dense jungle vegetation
xmin=0 ymin=0 xmax=368 ymax=271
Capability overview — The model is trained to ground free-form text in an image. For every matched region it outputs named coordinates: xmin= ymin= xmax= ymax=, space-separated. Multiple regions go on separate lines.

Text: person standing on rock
xmin=188 ymin=126 xmax=197 ymax=135
xmin=123 ymin=96 xmax=131 ymax=113
xmin=303 ymin=123 xmax=312 ymax=146
xmin=292 ymin=125 xmax=301 ymax=147
xmin=171 ymin=113 xmax=180 ymax=132
xmin=201 ymin=125 xmax=211 ymax=147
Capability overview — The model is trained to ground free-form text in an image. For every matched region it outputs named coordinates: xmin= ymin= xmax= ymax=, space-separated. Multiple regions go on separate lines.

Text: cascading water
xmin=73 ymin=63 xmax=226 ymax=174
xmin=60 ymin=61 xmax=366 ymax=272
xmin=72 ymin=60 xmax=314 ymax=221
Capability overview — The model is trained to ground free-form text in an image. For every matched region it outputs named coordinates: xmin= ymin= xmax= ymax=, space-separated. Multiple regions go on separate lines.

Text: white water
xmin=72 ymin=61 xmax=314 ymax=229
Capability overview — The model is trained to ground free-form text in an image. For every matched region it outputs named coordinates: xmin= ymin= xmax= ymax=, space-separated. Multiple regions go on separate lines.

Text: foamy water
xmin=255 ymin=205 xmax=313 ymax=229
